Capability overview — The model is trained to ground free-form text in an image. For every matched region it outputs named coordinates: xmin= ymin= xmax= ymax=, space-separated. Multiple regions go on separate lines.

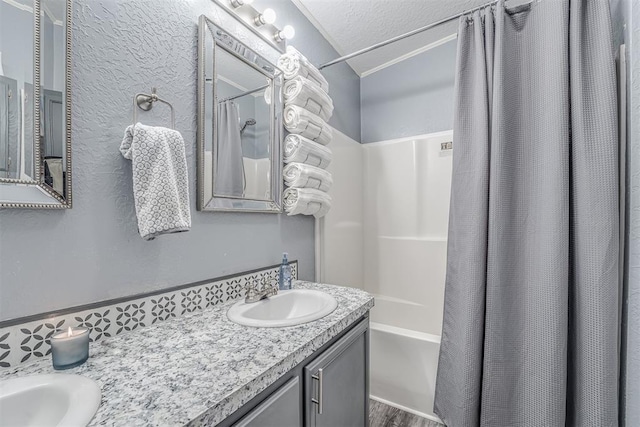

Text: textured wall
xmin=0 ymin=0 xmax=359 ymax=321
xmin=360 ymin=39 xmax=457 ymax=143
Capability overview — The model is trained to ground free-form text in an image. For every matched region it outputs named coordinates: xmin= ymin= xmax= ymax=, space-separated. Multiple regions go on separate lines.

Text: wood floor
xmin=369 ymin=400 xmax=444 ymax=427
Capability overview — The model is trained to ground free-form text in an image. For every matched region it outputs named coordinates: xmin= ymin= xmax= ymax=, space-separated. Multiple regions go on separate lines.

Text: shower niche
xmin=197 ymin=16 xmax=283 ymax=213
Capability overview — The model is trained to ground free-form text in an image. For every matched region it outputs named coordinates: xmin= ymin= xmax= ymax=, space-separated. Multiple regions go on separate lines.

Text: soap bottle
xmin=279 ymin=253 xmax=292 ymax=290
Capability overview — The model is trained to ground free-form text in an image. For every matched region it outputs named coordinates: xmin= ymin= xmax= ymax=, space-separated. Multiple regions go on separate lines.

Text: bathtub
xmin=370 ymin=321 xmax=443 ymax=423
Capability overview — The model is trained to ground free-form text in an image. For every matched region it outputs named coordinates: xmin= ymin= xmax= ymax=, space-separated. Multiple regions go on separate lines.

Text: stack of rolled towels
xmin=278 ymin=46 xmax=334 ymax=218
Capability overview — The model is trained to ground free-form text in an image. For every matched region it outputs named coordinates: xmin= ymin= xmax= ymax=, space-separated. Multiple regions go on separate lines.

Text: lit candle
xmin=50 ymin=327 xmax=90 ymax=370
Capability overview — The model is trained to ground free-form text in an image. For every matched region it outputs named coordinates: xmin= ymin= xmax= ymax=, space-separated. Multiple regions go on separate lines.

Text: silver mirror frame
xmin=197 ymin=16 xmax=283 ymax=213
xmin=0 ymin=0 xmax=73 ymax=209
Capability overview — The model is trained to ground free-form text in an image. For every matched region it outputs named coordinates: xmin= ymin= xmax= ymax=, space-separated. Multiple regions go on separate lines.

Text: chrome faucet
xmin=245 ymin=278 xmax=278 ymax=303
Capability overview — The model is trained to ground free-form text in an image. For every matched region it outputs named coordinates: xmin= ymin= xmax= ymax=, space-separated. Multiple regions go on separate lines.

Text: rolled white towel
xmin=283 ymin=187 xmax=332 ymax=218
xmin=277 ymin=46 xmax=329 ymax=92
xmin=284 ymin=105 xmax=332 ymax=146
xmin=284 ymin=162 xmax=333 ymax=192
xmin=284 ymin=76 xmax=334 ymax=122
xmin=284 ymin=134 xmax=332 ymax=169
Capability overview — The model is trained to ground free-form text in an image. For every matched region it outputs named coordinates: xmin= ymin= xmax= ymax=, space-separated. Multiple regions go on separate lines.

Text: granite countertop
xmin=1 ymin=281 xmax=374 ymax=426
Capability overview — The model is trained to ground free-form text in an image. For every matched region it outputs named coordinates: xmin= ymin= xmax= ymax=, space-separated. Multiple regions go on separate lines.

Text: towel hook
xmin=132 ymin=87 xmax=176 ymax=129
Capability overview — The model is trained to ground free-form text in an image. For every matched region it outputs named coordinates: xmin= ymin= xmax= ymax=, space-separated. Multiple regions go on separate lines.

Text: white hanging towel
xmin=120 ymin=123 xmax=191 ymax=240
xmin=283 ymin=187 xmax=332 ymax=218
xmin=284 ymin=162 xmax=333 ymax=192
xmin=283 ymin=76 xmax=334 ymax=122
xmin=284 ymin=134 xmax=332 ymax=169
xmin=277 ymin=46 xmax=329 ymax=92
xmin=284 ymin=105 xmax=332 ymax=146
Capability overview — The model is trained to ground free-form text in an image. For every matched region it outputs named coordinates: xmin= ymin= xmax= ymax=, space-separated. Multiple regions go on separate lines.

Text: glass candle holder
xmin=50 ymin=327 xmax=90 ymax=370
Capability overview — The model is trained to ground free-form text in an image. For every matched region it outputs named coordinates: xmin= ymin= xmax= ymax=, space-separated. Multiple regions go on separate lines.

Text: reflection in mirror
xmin=198 ymin=16 xmax=282 ymax=213
xmin=0 ymin=0 xmax=71 ymax=208
xmin=0 ymin=75 xmax=19 ymax=179
xmin=214 ymin=48 xmax=271 ymax=201
xmin=0 ymin=0 xmax=34 ymax=182
xmin=40 ymin=0 xmax=67 ymax=199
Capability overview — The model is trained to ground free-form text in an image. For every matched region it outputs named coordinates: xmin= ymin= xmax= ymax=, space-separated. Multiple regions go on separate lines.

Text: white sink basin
xmin=227 ymin=289 xmax=338 ymax=327
xmin=0 ymin=374 xmax=101 ymax=427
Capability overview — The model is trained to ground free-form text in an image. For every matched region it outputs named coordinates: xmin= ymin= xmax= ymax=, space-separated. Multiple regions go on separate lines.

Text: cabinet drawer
xmin=234 ymin=377 xmax=301 ymax=427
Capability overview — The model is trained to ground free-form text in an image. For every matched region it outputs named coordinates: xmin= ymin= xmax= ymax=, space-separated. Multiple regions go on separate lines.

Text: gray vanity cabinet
xmin=304 ymin=319 xmax=369 ymax=427
xmin=221 ymin=317 xmax=369 ymax=427
xmin=234 ymin=378 xmax=300 ymax=427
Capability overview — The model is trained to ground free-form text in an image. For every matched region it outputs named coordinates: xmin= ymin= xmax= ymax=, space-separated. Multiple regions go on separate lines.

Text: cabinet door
xmin=304 ymin=319 xmax=369 ymax=427
xmin=234 ymin=377 xmax=301 ymax=427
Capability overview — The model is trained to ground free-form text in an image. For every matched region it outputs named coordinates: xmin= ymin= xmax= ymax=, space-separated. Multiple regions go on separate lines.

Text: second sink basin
xmin=0 ymin=374 xmax=101 ymax=427
xmin=227 ymin=289 xmax=338 ymax=327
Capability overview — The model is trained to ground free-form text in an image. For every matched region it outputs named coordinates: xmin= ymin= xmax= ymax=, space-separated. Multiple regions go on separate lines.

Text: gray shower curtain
xmin=434 ymin=1 xmax=619 ymax=426
xmin=215 ymin=100 xmax=245 ymax=197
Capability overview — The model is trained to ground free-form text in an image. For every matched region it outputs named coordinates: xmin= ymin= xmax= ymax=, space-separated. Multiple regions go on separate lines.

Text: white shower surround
xmin=316 ymin=129 xmax=453 ymax=422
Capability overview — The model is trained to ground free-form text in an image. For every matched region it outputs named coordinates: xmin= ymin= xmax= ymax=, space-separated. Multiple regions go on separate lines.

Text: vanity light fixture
xmin=275 ymin=25 xmax=295 ymax=42
xmin=212 ymin=0 xmax=287 ymax=52
xmin=255 ymin=8 xmax=276 ymax=26
xmin=230 ymin=0 xmax=253 ymax=8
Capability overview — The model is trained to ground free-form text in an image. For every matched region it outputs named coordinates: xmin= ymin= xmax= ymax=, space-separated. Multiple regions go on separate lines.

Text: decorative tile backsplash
xmin=0 ymin=262 xmax=298 ymax=370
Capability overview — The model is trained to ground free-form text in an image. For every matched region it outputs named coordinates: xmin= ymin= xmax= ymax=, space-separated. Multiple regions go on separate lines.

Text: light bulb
xmin=255 ymin=8 xmax=276 ymax=26
xmin=230 ymin=0 xmax=253 ymax=7
xmin=275 ymin=25 xmax=295 ymax=42
xmin=263 ymin=9 xmax=276 ymax=24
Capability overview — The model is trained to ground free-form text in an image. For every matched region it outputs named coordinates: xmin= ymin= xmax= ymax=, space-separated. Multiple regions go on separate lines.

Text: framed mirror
xmin=0 ymin=0 xmax=72 ymax=209
xmin=197 ymin=16 xmax=283 ymax=213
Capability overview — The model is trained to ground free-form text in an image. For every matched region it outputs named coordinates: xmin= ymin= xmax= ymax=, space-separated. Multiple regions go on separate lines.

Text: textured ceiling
xmin=292 ymin=0 xmax=490 ymax=75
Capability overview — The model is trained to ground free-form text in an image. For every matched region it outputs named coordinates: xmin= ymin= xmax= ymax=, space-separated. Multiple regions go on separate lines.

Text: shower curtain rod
xmin=218 ymin=84 xmax=269 ymax=102
xmin=318 ymin=0 xmax=500 ymax=70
